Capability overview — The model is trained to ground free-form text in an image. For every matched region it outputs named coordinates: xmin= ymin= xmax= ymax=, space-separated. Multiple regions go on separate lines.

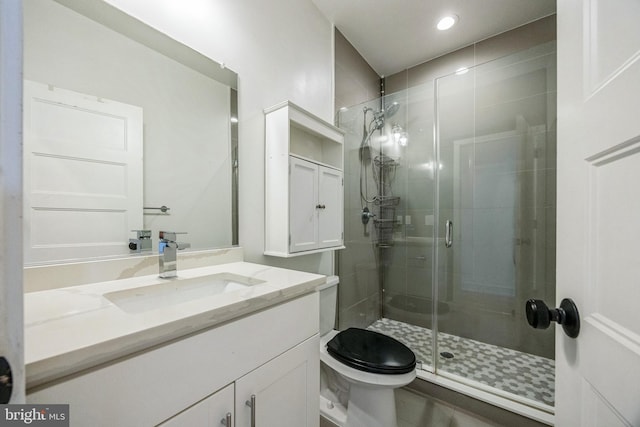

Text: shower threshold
xmin=367 ymin=318 xmax=555 ymax=409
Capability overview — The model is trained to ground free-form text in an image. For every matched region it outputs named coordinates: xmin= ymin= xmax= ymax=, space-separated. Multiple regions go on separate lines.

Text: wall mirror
xmin=23 ymin=0 xmax=239 ymax=265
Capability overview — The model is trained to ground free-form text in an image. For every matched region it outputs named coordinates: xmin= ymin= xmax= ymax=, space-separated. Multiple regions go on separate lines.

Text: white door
xmin=289 ymin=156 xmax=319 ymax=253
xmin=317 ymin=166 xmax=343 ymax=249
xmin=0 ymin=0 xmax=25 ymax=404
xmin=557 ymin=0 xmax=640 ymax=425
xmin=23 ymin=81 xmax=143 ymax=263
xmin=235 ymin=336 xmax=320 ymax=427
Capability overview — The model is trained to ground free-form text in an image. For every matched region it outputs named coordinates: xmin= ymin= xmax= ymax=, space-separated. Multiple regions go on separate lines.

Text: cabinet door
xmin=289 ymin=157 xmax=319 ymax=253
xmin=235 ymin=335 xmax=320 ymax=427
xmin=159 ymin=383 xmax=234 ymax=427
xmin=317 ymin=166 xmax=343 ymax=249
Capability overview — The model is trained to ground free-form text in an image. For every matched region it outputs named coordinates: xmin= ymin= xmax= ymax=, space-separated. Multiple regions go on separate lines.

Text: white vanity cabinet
xmin=159 ymin=383 xmax=234 ymax=427
xmin=27 ymin=292 xmax=320 ymax=427
xmin=235 ymin=335 xmax=320 ymax=426
xmin=160 ymin=335 xmax=319 ymax=427
xmin=265 ymin=101 xmax=345 ymax=257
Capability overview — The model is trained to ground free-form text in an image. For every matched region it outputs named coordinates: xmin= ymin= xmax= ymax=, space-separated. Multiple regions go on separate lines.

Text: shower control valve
xmin=361 ymin=207 xmax=375 ymax=225
xmin=525 ymin=298 xmax=580 ymax=338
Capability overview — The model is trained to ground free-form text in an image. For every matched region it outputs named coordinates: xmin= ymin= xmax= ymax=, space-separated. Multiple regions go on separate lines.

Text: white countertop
xmin=25 ymin=262 xmax=325 ymax=389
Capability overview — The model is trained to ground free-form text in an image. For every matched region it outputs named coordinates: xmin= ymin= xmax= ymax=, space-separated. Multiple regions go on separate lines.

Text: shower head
xmin=371 ymin=102 xmax=400 ymax=130
xmin=373 ymin=102 xmax=400 ymax=120
xmin=384 ymin=102 xmax=400 ymax=118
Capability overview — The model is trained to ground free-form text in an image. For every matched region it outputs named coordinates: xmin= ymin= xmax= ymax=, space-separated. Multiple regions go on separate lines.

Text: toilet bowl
xmin=318 ymin=277 xmax=417 ymax=427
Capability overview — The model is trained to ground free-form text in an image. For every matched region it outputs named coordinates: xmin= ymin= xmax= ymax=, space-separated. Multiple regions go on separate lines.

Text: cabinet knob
xmin=316 ymin=204 xmax=326 ymax=209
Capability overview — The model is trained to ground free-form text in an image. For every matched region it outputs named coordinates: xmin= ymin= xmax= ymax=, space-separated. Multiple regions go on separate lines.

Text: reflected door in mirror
xmin=23 ymin=80 xmax=143 ymax=263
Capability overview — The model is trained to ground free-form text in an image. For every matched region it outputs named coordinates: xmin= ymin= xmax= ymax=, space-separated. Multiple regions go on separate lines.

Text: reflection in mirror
xmin=23 ymin=0 xmax=238 ymax=265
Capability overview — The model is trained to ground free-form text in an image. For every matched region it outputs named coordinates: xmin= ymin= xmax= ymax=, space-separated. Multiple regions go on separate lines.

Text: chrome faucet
xmin=158 ymin=231 xmax=191 ymax=278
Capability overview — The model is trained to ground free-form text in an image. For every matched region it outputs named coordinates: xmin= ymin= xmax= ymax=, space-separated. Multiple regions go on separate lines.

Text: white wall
xmin=102 ymin=0 xmax=336 ymax=274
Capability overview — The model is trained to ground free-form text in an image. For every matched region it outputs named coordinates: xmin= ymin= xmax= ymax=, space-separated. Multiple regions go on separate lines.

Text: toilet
xmin=318 ymin=277 xmax=417 ymax=427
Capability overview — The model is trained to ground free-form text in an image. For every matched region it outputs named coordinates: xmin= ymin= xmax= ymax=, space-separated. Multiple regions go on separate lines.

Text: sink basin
xmin=103 ymin=273 xmax=265 ymax=313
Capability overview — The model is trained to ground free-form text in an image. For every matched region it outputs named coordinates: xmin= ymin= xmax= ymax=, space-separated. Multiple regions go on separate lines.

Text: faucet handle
xmin=132 ymin=229 xmax=152 ymax=239
xmin=159 ymin=231 xmax=187 ymax=242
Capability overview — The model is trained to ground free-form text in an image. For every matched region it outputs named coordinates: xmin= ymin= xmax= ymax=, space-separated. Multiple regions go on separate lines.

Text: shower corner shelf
xmin=264 ymin=101 xmax=345 ymax=257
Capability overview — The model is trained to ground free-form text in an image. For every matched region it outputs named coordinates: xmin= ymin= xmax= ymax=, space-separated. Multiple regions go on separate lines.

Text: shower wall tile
xmin=475 ymin=66 xmax=549 ymax=109
xmin=338 ymin=265 xmax=372 ymax=309
xmin=338 ymin=293 xmax=380 ymax=330
xmin=475 ymin=93 xmax=550 ymax=136
xmin=386 ymin=15 xmax=556 ymax=94
xmin=475 ymin=15 xmax=556 ymax=66
xmin=334 ymin=29 xmax=380 ymax=111
xmin=406 ymin=176 xmax=434 ymax=211
xmin=441 ymin=304 xmax=520 ymax=351
xmin=408 ymin=46 xmax=475 ymax=88
xmin=385 ymin=70 xmax=408 ymax=95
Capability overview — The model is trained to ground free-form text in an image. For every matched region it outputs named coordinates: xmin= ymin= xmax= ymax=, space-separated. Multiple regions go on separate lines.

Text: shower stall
xmin=336 ymin=42 xmax=556 ymax=414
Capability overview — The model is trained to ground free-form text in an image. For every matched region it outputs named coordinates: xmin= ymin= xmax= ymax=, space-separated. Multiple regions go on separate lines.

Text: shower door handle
xmin=445 ymin=220 xmax=453 ymax=248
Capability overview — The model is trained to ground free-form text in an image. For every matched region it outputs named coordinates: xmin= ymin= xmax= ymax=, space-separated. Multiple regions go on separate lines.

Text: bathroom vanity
xmin=25 ymin=261 xmax=324 ymax=426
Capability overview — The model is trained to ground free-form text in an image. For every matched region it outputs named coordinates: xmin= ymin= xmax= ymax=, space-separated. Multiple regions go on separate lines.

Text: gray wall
xmin=386 ymin=16 xmax=556 ymax=93
xmin=333 ymin=29 xmax=383 ymax=328
xmin=334 ymin=29 xmax=381 ymax=112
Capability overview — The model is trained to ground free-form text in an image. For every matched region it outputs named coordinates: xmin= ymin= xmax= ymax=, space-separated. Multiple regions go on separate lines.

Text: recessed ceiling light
xmin=437 ymin=15 xmax=458 ymax=31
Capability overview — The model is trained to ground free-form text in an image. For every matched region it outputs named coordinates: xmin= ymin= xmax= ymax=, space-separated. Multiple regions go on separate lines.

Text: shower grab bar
xmin=445 ymin=220 xmax=453 ymax=248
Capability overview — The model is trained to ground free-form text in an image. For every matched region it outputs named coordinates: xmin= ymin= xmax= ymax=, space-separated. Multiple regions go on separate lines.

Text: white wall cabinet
xmin=28 ymin=293 xmax=320 ymax=427
xmin=289 ymin=157 xmax=343 ymax=253
xmin=265 ymin=101 xmax=345 ymax=257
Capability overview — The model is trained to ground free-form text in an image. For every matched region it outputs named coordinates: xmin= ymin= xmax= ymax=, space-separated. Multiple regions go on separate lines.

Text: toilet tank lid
xmin=316 ymin=276 xmax=339 ymax=291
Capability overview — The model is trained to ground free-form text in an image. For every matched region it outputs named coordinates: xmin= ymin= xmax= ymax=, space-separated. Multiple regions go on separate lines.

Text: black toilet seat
xmin=326 ymin=328 xmax=416 ymax=375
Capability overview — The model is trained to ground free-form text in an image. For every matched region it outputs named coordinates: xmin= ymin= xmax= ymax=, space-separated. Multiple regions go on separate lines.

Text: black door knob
xmin=0 ymin=357 xmax=13 ymax=404
xmin=525 ymin=298 xmax=580 ymax=338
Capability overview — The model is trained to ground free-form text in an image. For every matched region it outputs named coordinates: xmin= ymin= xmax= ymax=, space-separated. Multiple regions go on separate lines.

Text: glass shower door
xmin=434 ymin=43 xmax=557 ymax=409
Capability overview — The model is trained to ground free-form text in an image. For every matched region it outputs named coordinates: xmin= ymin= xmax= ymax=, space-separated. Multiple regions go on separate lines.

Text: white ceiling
xmin=312 ymin=0 xmax=556 ymax=77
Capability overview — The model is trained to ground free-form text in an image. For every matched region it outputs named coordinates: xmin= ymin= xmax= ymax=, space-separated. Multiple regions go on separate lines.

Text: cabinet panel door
xmin=159 ymin=383 xmax=234 ymax=427
xmin=317 ymin=166 xmax=343 ymax=249
xmin=236 ymin=335 xmax=320 ymax=427
xmin=289 ymin=157 xmax=319 ymax=253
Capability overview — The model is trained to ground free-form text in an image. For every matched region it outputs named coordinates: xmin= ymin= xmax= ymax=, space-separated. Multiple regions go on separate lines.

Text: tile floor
xmin=368 ymin=318 xmax=555 ymax=407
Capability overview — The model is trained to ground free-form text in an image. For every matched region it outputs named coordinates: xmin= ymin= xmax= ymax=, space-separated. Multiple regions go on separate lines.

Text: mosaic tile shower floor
xmin=368 ymin=318 xmax=555 ymax=407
